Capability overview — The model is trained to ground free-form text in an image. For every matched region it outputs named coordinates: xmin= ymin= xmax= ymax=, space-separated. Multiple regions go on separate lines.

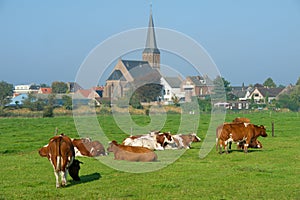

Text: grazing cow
xmin=72 ymin=138 xmax=106 ymax=157
xmin=216 ymin=123 xmax=267 ymax=154
xmin=122 ymin=131 xmax=174 ymax=150
xmin=165 ymin=133 xmax=201 ymax=149
xmin=38 ymin=134 xmax=82 ymax=188
xmin=107 ymin=140 xmax=157 ymax=162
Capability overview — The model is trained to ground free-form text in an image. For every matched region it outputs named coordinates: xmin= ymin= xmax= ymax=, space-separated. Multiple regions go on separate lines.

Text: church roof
xmin=122 ymin=59 xmax=161 ymax=83
xmin=107 ymin=70 xmax=126 ymax=81
xmin=143 ymin=10 xmax=160 ymax=54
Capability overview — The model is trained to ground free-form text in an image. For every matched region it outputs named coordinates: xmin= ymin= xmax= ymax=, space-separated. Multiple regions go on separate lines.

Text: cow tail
xmin=56 ymin=137 xmax=62 ymax=171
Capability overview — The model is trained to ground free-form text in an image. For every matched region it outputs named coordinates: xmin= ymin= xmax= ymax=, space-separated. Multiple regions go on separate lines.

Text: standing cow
xmin=216 ymin=123 xmax=267 ymax=154
xmin=38 ymin=134 xmax=82 ymax=188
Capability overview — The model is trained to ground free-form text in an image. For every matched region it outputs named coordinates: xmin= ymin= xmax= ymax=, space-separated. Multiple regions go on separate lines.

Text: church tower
xmin=142 ymin=7 xmax=160 ymax=71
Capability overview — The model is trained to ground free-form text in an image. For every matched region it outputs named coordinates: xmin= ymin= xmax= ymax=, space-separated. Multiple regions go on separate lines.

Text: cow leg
xmin=61 ymin=171 xmax=67 ymax=187
xmin=243 ymin=143 xmax=249 ymax=153
xmin=228 ymin=141 xmax=232 ymax=151
xmin=54 ymin=171 xmax=60 ymax=188
xmin=218 ymin=140 xmax=223 ymax=154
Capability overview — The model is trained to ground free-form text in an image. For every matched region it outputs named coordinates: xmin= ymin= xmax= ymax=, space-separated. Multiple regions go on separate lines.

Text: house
xmin=38 ymin=87 xmax=52 ymax=94
xmin=160 ymin=76 xmax=185 ymax=104
xmin=182 ymin=75 xmax=214 ymax=102
xmin=249 ymin=86 xmax=285 ymax=104
xmin=67 ymin=82 xmax=83 ymax=93
xmin=6 ymin=93 xmax=28 ymax=107
xmin=103 ymin=10 xmax=161 ymax=100
xmin=230 ymin=84 xmax=253 ymax=101
xmin=13 ymin=84 xmax=40 ymax=95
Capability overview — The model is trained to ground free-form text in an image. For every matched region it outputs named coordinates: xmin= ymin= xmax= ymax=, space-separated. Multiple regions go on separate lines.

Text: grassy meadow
xmin=0 ymin=111 xmax=299 ymax=199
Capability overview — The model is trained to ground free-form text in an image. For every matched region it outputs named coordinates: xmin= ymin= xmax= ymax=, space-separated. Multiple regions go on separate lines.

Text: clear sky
xmin=1 ymin=0 xmax=299 ymax=86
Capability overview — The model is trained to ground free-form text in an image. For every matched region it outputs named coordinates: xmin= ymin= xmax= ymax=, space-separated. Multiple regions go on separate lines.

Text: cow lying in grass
xmin=165 ymin=133 xmax=201 ymax=149
xmin=72 ymin=138 xmax=107 ymax=157
xmin=107 ymin=140 xmax=158 ymax=162
xmin=122 ymin=131 xmax=174 ymax=150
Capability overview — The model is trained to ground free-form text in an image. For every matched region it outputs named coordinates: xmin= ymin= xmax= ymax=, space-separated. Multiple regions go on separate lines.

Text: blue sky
xmin=0 ymin=0 xmax=299 ymax=86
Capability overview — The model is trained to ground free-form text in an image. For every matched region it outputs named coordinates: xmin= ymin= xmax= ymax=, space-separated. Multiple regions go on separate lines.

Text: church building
xmin=103 ymin=9 xmax=161 ymax=99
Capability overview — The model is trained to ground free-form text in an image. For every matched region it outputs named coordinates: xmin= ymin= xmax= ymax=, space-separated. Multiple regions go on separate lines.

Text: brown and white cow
xmin=72 ymin=138 xmax=106 ymax=157
xmin=107 ymin=140 xmax=158 ymax=162
xmin=165 ymin=133 xmax=201 ymax=149
xmin=237 ymin=139 xmax=263 ymax=150
xmin=38 ymin=134 xmax=82 ymax=188
xmin=216 ymin=123 xmax=267 ymax=154
xmin=122 ymin=131 xmax=174 ymax=150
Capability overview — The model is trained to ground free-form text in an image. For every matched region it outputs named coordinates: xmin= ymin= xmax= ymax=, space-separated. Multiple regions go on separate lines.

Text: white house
xmin=160 ymin=76 xmax=185 ymax=104
xmin=14 ymin=84 xmax=40 ymax=95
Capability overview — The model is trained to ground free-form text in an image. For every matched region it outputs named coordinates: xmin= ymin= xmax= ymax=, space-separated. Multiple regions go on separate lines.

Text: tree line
xmin=0 ymin=77 xmax=299 ymax=115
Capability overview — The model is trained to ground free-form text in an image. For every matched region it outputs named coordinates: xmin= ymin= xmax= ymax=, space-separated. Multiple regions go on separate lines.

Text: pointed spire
xmin=143 ymin=5 xmax=160 ymax=54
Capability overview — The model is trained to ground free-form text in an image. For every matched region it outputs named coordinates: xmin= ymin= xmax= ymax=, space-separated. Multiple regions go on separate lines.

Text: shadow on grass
xmin=68 ymin=172 xmax=101 ymax=187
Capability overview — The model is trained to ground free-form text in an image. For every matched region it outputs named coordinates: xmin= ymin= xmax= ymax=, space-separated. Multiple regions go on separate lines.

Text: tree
xmin=212 ymin=76 xmax=230 ymax=102
xmin=22 ymin=93 xmax=45 ymax=111
xmin=171 ymin=94 xmax=180 ymax=106
xmin=0 ymin=81 xmax=13 ymax=108
xmin=131 ymin=83 xmax=163 ymax=103
xmin=52 ymin=81 xmax=68 ymax=94
xmin=62 ymin=95 xmax=72 ymax=110
xmin=296 ymin=77 xmax=300 ymax=86
xmin=278 ymin=84 xmax=300 ymax=111
xmin=263 ymin=77 xmax=276 ymax=88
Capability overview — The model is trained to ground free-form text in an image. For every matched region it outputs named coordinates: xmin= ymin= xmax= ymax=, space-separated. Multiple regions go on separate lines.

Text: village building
xmin=249 ymin=85 xmax=285 ymax=104
xmin=103 ymin=9 xmax=161 ymax=100
xmin=13 ymin=84 xmax=40 ymax=96
xmin=160 ymin=76 xmax=185 ymax=104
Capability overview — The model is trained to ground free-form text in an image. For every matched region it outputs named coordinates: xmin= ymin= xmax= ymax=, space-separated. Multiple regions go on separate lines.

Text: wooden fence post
xmin=271 ymin=121 xmax=274 ymax=137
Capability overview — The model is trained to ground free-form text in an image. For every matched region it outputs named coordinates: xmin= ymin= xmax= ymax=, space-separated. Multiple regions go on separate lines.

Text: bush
xmin=43 ymin=106 xmax=54 ymax=118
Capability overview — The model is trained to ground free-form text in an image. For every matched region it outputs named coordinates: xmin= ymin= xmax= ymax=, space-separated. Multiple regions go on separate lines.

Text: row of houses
xmin=8 ymin=79 xmax=292 ymax=110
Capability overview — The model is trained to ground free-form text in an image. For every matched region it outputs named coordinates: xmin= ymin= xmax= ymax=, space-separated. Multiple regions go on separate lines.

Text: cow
xmin=122 ymin=131 xmax=174 ymax=150
xmin=165 ymin=133 xmax=201 ymax=149
xmin=107 ymin=140 xmax=158 ymax=162
xmin=237 ymin=139 xmax=263 ymax=150
xmin=216 ymin=123 xmax=267 ymax=154
xmin=72 ymin=138 xmax=106 ymax=157
xmin=232 ymin=117 xmax=251 ymax=123
xmin=38 ymin=134 xmax=82 ymax=188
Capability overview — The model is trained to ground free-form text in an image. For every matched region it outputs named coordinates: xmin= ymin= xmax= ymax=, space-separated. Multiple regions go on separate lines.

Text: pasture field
xmin=0 ymin=112 xmax=299 ymax=199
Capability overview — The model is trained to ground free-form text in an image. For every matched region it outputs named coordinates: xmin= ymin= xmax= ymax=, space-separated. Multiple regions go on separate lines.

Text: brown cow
xmin=38 ymin=134 xmax=82 ymax=188
xmin=72 ymin=138 xmax=106 ymax=157
xmin=237 ymin=139 xmax=263 ymax=150
xmin=107 ymin=140 xmax=157 ymax=162
xmin=216 ymin=123 xmax=267 ymax=154
xmin=232 ymin=117 xmax=251 ymax=123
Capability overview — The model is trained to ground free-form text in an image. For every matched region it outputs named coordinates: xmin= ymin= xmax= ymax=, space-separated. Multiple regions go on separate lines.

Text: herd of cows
xmin=38 ymin=117 xmax=267 ymax=188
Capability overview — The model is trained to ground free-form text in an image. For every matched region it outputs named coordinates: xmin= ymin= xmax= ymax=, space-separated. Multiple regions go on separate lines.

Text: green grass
xmin=0 ymin=112 xmax=299 ymax=199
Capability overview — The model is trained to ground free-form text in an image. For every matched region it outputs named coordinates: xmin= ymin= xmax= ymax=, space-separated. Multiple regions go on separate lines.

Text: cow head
xmin=38 ymin=145 xmax=48 ymax=157
xmin=68 ymin=159 xmax=83 ymax=181
xmin=107 ymin=140 xmax=118 ymax=152
xmin=190 ymin=133 xmax=201 ymax=142
xmin=258 ymin=125 xmax=268 ymax=137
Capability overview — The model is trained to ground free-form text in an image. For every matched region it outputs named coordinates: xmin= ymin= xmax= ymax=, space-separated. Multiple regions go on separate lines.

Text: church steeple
xmin=142 ymin=6 xmax=160 ymax=70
